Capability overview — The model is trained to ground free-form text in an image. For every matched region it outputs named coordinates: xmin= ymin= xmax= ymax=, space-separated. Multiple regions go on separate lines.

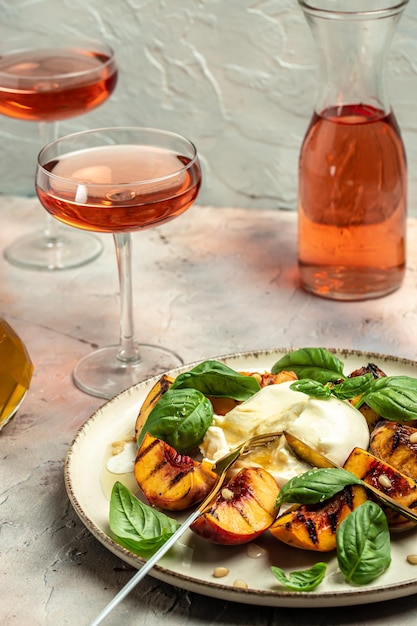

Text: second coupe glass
xmin=0 ymin=35 xmax=118 ymax=270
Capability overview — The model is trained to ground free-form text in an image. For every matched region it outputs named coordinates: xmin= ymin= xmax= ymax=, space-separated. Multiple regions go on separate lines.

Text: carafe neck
xmin=299 ymin=0 xmax=408 ymax=115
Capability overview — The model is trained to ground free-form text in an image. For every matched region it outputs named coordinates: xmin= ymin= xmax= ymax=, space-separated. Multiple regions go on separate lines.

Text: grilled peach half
xmin=134 ymin=433 xmax=218 ymax=511
xmin=191 ymin=467 xmax=280 ymax=545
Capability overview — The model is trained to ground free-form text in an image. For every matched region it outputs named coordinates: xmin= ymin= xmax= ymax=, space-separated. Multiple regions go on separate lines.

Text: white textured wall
xmin=1 ymin=0 xmax=417 ymax=212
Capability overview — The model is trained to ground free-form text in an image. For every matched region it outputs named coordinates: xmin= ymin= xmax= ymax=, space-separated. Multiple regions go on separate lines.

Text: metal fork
xmin=90 ymin=430 xmax=282 ymax=625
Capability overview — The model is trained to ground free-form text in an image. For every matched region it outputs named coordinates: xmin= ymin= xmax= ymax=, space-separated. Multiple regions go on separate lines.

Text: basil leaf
xmin=290 ymin=379 xmax=332 ymax=399
xmin=358 ymin=376 xmax=417 ymax=421
xmin=291 ymin=375 xmax=375 ymax=403
xmin=171 ymin=360 xmax=261 ymax=400
xmin=336 ymin=500 xmax=391 ymax=585
xmin=276 ymin=468 xmax=362 ymax=505
xmin=332 ymin=374 xmax=374 ymax=400
xmin=271 ymin=348 xmax=345 ymax=383
xmin=109 ymin=482 xmax=180 ymax=557
xmin=138 ymin=387 xmax=213 ymax=452
xmin=271 ymin=562 xmax=327 ymax=591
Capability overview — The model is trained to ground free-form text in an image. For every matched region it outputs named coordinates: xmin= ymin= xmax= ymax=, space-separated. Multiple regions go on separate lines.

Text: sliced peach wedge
xmin=270 ymin=485 xmax=368 ymax=552
xmin=343 ymin=447 xmax=417 ymax=531
xmin=134 ymin=374 xmax=174 ymax=441
xmin=191 ymin=467 xmax=280 ymax=545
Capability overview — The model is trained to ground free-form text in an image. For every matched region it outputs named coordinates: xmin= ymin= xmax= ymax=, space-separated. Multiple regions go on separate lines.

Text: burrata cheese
xmin=200 ymin=381 xmax=370 ymax=487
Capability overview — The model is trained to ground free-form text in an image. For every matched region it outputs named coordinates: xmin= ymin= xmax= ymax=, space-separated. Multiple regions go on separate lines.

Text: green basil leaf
xmin=271 ymin=562 xmax=327 ymax=591
xmin=276 ymin=468 xmax=362 ymax=505
xmin=290 ymin=379 xmax=332 ymax=399
xmin=171 ymin=360 xmax=261 ymax=400
xmin=358 ymin=376 xmax=417 ymax=421
xmin=331 ymin=373 xmax=374 ymax=400
xmin=139 ymin=387 xmax=213 ymax=452
xmin=109 ymin=482 xmax=180 ymax=557
xmin=336 ymin=500 xmax=391 ymax=585
xmin=271 ymin=348 xmax=345 ymax=383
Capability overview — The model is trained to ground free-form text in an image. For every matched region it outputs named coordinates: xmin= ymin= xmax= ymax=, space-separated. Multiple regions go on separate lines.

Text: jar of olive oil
xmin=0 ymin=317 xmax=33 ymax=430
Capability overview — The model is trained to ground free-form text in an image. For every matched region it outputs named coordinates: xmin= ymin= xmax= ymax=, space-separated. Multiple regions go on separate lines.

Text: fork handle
xmin=89 ymin=507 xmax=201 ymax=626
xmin=90 ymin=441 xmax=250 ymax=624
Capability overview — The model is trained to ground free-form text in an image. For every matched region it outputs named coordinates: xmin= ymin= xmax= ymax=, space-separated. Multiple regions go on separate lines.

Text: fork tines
xmin=244 ymin=431 xmax=282 ymax=452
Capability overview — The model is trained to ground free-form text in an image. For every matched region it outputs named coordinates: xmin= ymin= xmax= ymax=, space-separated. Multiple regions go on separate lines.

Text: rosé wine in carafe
xmin=297 ymin=0 xmax=408 ymax=300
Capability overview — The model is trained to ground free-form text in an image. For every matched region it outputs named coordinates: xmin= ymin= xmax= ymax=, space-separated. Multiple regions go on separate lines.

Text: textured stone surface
xmin=2 ymin=195 xmax=417 ymax=624
xmin=0 ymin=0 xmax=416 ymax=211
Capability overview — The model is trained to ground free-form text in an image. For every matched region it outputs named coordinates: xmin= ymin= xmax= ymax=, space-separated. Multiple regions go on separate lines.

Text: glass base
xmin=299 ymin=264 xmax=404 ymax=301
xmin=4 ymin=228 xmax=103 ymax=270
xmin=73 ymin=344 xmax=184 ymax=399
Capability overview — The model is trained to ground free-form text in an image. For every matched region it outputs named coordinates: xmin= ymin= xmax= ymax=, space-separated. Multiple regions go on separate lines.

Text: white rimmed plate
xmin=64 ymin=348 xmax=417 ymax=608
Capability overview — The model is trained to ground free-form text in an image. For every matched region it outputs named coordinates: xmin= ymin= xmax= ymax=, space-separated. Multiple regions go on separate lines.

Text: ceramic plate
xmin=64 ymin=349 xmax=417 ymax=608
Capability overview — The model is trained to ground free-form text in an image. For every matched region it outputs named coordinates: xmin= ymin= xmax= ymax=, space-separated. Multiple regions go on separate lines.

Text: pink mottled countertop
xmin=1 ymin=196 xmax=417 ymax=625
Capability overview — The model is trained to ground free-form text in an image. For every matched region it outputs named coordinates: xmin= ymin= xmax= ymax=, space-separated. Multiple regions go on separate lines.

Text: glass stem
xmin=38 ymin=121 xmax=60 ymax=242
xmin=114 ymin=232 xmax=141 ymax=363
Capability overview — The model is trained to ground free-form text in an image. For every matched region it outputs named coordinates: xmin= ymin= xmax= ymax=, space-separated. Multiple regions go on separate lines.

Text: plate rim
xmin=64 ymin=347 xmax=417 ymax=608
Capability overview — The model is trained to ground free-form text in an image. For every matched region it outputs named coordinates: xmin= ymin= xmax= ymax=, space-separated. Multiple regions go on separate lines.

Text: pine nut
xmin=378 ymin=474 xmax=392 ymax=489
xmin=112 ymin=440 xmax=125 ymax=448
xmin=407 ymin=554 xmax=417 ymax=565
xmin=233 ymin=579 xmax=248 ymax=589
xmin=221 ymin=488 xmax=234 ymax=501
xmin=213 ymin=567 xmax=229 ymax=578
xmin=409 ymin=432 xmax=417 ymax=444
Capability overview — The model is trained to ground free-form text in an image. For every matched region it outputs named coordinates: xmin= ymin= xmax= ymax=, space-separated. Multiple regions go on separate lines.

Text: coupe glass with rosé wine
xmin=0 ymin=35 xmax=118 ymax=270
xmin=35 ymin=127 xmax=202 ymax=398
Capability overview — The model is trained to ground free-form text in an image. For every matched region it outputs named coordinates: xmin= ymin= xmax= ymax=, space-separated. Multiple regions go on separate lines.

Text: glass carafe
xmin=297 ymin=0 xmax=408 ymax=300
